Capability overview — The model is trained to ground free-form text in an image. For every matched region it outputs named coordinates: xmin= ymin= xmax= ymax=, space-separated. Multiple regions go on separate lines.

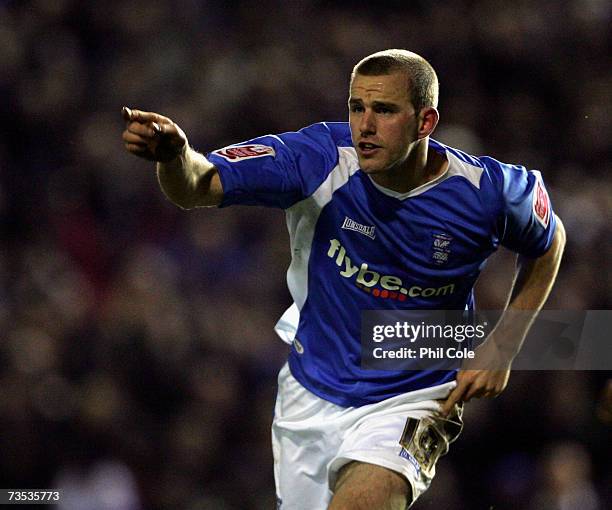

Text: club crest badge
xmin=533 ymin=179 xmax=550 ymax=229
xmin=432 ymin=233 xmax=452 ymax=265
xmin=213 ymin=144 xmax=276 ymax=161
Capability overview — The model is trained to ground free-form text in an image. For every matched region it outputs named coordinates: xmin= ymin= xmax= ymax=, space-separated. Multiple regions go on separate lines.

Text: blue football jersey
xmin=207 ymin=122 xmax=557 ymax=407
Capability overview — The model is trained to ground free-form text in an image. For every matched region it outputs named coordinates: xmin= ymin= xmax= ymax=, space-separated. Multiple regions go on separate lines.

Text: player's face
xmin=349 ymin=72 xmax=419 ymax=174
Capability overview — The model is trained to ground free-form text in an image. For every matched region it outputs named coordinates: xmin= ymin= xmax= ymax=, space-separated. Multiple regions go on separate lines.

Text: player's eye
xmin=350 ymin=104 xmax=364 ymax=113
xmin=375 ymin=106 xmax=393 ymax=114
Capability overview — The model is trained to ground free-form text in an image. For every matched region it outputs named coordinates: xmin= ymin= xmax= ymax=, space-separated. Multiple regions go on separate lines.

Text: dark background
xmin=0 ymin=1 xmax=610 ymax=509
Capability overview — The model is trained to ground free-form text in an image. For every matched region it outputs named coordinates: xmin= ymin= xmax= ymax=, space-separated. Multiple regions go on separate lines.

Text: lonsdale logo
xmin=327 ymin=239 xmax=455 ymax=301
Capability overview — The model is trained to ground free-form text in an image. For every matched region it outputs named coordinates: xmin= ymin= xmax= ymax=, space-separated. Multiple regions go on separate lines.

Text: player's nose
xmin=359 ymin=109 xmax=376 ymax=135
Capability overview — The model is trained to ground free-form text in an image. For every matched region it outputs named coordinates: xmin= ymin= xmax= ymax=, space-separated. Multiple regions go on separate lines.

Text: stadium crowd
xmin=0 ymin=1 xmax=610 ymax=508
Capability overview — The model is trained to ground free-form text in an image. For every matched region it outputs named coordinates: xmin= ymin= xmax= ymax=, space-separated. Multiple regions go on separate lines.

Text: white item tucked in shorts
xmin=272 ymin=363 xmax=463 ymax=509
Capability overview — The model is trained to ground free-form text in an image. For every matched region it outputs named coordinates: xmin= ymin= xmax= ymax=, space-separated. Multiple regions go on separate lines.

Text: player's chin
xmin=359 ymin=161 xmax=387 ymax=174
xmin=357 ymin=156 xmax=385 ymax=174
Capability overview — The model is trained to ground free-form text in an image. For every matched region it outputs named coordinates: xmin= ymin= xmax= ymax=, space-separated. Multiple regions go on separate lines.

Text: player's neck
xmin=371 ymin=138 xmax=448 ymax=194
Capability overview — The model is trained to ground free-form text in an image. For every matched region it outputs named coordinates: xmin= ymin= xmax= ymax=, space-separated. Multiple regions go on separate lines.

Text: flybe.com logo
xmin=327 ymin=239 xmax=455 ymax=301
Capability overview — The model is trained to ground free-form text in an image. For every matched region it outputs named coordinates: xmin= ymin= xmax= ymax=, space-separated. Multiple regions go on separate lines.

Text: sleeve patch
xmin=213 ymin=144 xmax=276 ymax=162
xmin=533 ymin=179 xmax=550 ymax=228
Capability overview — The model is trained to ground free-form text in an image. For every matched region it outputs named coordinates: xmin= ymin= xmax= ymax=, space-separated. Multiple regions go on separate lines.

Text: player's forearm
xmin=488 ymin=218 xmax=566 ymax=358
xmin=156 ymin=147 xmax=218 ymax=209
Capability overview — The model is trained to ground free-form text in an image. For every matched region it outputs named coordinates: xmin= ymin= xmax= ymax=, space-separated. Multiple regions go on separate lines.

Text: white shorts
xmin=271 ymin=363 xmax=463 ymax=510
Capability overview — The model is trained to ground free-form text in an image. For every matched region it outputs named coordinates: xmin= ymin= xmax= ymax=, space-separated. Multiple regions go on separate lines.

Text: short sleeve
xmin=496 ymin=162 xmax=557 ymax=258
xmin=207 ymin=123 xmax=341 ymax=209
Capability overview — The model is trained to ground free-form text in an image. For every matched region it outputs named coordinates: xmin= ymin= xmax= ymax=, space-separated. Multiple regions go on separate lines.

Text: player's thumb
xmin=122 ymin=106 xmax=132 ymax=121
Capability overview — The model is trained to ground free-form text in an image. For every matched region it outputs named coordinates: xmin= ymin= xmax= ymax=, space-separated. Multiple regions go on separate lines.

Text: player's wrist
xmin=157 ymin=143 xmax=189 ymax=169
xmin=484 ymin=331 xmax=523 ymax=362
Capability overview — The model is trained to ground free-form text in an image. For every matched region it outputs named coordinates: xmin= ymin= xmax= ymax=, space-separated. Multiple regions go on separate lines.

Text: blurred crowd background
xmin=1 ymin=0 xmax=610 ymax=509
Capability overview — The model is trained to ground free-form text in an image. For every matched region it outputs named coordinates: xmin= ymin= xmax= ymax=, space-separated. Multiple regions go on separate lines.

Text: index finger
xmin=440 ymin=380 xmax=469 ymax=417
xmin=122 ymin=107 xmax=171 ymax=124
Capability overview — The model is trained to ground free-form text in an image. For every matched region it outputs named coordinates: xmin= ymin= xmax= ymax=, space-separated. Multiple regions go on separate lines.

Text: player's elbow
xmin=158 ymin=190 xmax=194 ymax=210
xmin=521 ymin=216 xmax=565 ymax=267
xmin=553 ymin=216 xmax=566 ymax=253
xmin=167 ymin=191 xmax=220 ymax=210
xmin=538 ymin=215 xmax=565 ymax=265
xmin=173 ymin=197 xmax=196 ymax=210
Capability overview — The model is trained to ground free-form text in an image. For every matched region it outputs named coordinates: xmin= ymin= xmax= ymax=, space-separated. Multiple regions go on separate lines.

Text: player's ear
xmin=417 ymin=107 xmax=439 ymax=139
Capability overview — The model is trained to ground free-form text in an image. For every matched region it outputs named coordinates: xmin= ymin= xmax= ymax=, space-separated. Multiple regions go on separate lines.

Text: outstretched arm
xmin=122 ymin=107 xmax=223 ymax=209
xmin=441 ymin=217 xmax=566 ymax=415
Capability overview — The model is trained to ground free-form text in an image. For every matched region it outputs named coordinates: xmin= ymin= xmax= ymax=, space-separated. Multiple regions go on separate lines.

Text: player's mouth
xmin=358 ymin=142 xmax=382 ymax=156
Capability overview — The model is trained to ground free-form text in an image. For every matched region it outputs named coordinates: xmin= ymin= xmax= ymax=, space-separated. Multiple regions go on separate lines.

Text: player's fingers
xmin=441 ymin=382 xmax=469 ymax=416
xmin=155 ymin=123 xmax=187 ymax=151
xmin=155 ymin=122 xmax=183 ymax=137
xmin=123 ymin=107 xmax=172 ymax=125
xmin=122 ymin=130 xmax=150 ymax=145
xmin=124 ymin=142 xmax=148 ymax=153
xmin=126 ymin=121 xmax=158 ymax=138
xmin=463 ymin=384 xmax=487 ymax=402
xmin=464 ymin=377 xmax=505 ymax=401
xmin=487 ymin=385 xmax=505 ymax=398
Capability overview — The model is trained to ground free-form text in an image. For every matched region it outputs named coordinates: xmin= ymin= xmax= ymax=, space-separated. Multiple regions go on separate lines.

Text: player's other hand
xmin=122 ymin=107 xmax=187 ymax=163
xmin=440 ymin=339 xmax=513 ymax=417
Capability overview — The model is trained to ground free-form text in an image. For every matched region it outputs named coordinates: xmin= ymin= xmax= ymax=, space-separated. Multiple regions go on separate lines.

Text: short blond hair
xmin=351 ymin=49 xmax=439 ymax=112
